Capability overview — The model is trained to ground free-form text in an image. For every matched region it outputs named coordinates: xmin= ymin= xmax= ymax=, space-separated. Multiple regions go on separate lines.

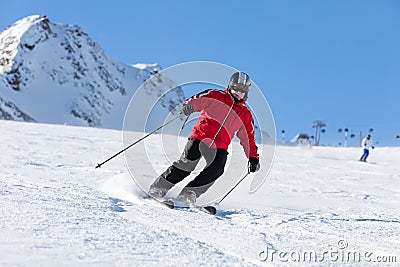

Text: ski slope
xmin=1 ymin=120 xmax=399 ymax=266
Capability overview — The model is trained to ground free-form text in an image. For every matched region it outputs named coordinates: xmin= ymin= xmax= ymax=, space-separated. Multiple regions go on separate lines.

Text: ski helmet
xmin=229 ymin=72 xmax=251 ymax=89
xmin=228 ymin=72 xmax=251 ymax=100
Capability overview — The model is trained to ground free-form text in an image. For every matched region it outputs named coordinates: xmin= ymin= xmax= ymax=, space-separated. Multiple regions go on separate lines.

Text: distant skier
xmin=148 ymin=72 xmax=260 ymax=205
xmin=359 ymin=134 xmax=374 ymax=162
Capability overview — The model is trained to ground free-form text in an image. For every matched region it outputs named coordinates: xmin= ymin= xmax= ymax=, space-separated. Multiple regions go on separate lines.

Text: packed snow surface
xmin=1 ymin=120 xmax=399 ymax=266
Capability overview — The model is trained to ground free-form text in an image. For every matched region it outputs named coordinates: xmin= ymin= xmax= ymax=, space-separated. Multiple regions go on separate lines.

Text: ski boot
xmin=176 ymin=190 xmax=197 ymax=207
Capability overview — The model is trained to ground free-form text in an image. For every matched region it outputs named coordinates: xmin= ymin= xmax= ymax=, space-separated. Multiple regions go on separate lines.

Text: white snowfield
xmin=1 ymin=120 xmax=399 ymax=266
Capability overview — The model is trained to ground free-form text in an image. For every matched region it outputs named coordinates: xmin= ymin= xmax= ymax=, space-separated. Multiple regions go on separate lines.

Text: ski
xmin=186 ymin=204 xmax=217 ymax=215
xmin=196 ymin=205 xmax=217 ymax=215
xmin=144 ymin=195 xmax=175 ymax=209
xmin=160 ymin=199 xmax=175 ymax=209
xmin=143 ymin=195 xmax=216 ymax=215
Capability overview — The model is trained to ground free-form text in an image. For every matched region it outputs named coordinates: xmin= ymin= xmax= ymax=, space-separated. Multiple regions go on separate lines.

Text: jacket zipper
xmin=209 ymin=100 xmax=235 ymax=148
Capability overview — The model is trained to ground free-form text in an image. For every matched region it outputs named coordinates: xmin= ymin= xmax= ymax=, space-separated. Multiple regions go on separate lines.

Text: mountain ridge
xmin=0 ymin=15 xmax=185 ymax=129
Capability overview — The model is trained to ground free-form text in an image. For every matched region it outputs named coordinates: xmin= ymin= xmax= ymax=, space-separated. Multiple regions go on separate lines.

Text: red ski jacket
xmin=184 ymin=89 xmax=259 ymax=159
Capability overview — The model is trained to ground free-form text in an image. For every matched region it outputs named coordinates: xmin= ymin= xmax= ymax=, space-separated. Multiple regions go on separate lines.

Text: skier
xmin=359 ymin=134 xmax=374 ymax=162
xmin=148 ymin=72 xmax=260 ymax=205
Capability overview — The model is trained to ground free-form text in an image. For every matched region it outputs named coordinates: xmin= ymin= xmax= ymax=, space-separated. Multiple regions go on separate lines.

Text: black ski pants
xmin=150 ymin=138 xmax=228 ymax=197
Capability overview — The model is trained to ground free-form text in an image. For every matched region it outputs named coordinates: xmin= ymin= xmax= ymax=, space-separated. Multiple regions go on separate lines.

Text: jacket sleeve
xmin=361 ymin=138 xmax=366 ymax=147
xmin=236 ymin=110 xmax=259 ymax=159
xmin=183 ymin=89 xmax=218 ymax=112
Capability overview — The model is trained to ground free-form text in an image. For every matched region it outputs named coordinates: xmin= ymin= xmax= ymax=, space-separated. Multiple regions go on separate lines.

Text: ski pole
xmin=95 ymin=115 xmax=181 ymax=169
xmin=181 ymin=115 xmax=190 ymax=130
xmin=216 ymin=166 xmax=251 ymax=205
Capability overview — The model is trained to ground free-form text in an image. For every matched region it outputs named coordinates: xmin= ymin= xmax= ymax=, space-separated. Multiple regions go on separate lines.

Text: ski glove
xmin=182 ymin=104 xmax=194 ymax=116
xmin=249 ymin=157 xmax=260 ymax=173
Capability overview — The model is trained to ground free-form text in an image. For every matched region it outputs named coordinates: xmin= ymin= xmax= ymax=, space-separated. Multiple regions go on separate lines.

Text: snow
xmin=1 ymin=120 xmax=399 ymax=266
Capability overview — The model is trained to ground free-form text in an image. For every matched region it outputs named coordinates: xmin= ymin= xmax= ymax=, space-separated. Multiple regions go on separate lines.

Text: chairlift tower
xmin=338 ymin=128 xmax=356 ymax=147
xmin=312 ymin=120 xmax=326 ymax=146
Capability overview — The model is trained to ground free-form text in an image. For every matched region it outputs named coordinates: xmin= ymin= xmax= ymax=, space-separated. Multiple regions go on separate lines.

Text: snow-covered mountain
xmin=0 ymin=15 xmax=185 ymax=129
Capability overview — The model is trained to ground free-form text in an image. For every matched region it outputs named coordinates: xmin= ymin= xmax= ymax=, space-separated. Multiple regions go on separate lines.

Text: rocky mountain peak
xmin=0 ymin=15 xmax=185 ymax=129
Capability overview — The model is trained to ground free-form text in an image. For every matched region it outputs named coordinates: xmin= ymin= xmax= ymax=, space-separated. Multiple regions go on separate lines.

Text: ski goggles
xmin=230 ymin=83 xmax=249 ymax=93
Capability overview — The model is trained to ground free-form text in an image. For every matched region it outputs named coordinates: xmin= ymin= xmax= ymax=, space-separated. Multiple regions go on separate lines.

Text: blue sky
xmin=2 ymin=0 xmax=400 ymax=146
